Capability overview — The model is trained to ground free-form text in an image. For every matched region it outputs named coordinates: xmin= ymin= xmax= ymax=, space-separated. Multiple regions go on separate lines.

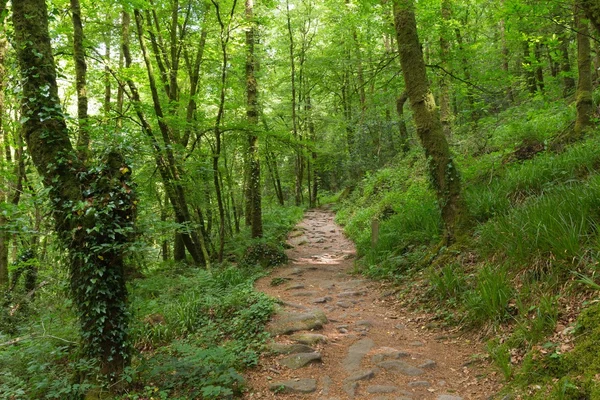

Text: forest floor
xmin=244 ymin=208 xmax=504 ymax=400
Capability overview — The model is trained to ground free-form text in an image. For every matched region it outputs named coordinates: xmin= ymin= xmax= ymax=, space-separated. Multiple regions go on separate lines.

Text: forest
xmin=1 ymin=0 xmax=600 ymax=398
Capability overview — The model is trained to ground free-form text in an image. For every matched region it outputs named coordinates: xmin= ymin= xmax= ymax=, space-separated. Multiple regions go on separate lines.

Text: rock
xmin=371 ymin=347 xmax=410 ymax=363
xmin=293 ymin=291 xmax=318 ymax=297
xmin=377 ymin=360 xmax=424 ymax=376
xmin=279 ymin=352 xmax=322 ymax=369
xmin=408 ymin=381 xmax=430 ymax=387
xmin=285 ymin=283 xmax=305 ymax=290
xmin=345 ymin=369 xmax=376 ymax=382
xmin=437 ymin=395 xmax=464 ymax=400
xmin=267 ymin=342 xmax=315 ymax=354
xmin=342 ymin=381 xmax=358 ymax=397
xmin=419 ymin=359 xmax=437 ymax=369
xmin=313 ymin=296 xmax=333 ymax=304
xmin=336 ymin=301 xmax=352 ymax=308
xmin=409 ymin=341 xmax=424 ymax=347
xmin=395 ymin=324 xmax=406 ymax=330
xmin=291 ymin=333 xmax=328 ymax=345
xmin=355 ymin=320 xmax=373 ymax=327
xmin=338 ymin=290 xmax=366 ymax=297
xmin=366 ymin=385 xmax=398 ymax=394
xmin=279 ymin=301 xmax=309 ymax=310
xmin=269 ymin=378 xmax=317 ymax=393
xmin=267 ymin=310 xmax=328 ymax=335
xmin=321 ymin=375 xmax=333 ymax=395
xmin=343 ymin=338 xmax=375 ymax=371
xmin=289 ymin=268 xmax=303 ymax=276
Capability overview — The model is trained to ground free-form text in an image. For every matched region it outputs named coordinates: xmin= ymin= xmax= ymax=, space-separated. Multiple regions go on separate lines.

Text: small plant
xmin=428 ymin=263 xmax=467 ymax=301
xmin=270 ymin=277 xmax=290 ymax=286
xmin=465 ymin=264 xmax=513 ymax=325
xmin=487 ymin=339 xmax=513 ymax=380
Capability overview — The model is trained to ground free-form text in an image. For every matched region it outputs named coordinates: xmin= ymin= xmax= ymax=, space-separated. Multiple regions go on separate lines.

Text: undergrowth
xmin=0 ymin=205 xmax=302 ymax=399
xmin=335 ymin=97 xmax=600 ymax=399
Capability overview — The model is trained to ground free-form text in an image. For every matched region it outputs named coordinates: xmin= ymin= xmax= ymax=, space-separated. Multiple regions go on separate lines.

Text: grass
xmin=334 ymin=96 xmax=600 ymax=398
xmin=0 ymin=204 xmax=303 ymax=399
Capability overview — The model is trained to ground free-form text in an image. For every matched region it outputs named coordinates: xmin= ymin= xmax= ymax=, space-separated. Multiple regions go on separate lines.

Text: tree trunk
xmin=70 ymin=0 xmax=90 ymax=162
xmin=500 ymin=0 xmax=514 ymax=103
xmin=534 ymin=42 xmax=545 ymax=92
xmin=13 ymin=0 xmax=133 ymax=380
xmin=131 ymin=10 xmax=205 ymax=265
xmin=523 ymin=41 xmax=537 ymax=94
xmin=561 ymin=31 xmax=576 ymax=96
xmin=575 ymin=0 xmax=593 ymax=135
xmin=103 ymin=33 xmax=111 ymax=114
xmin=0 ymin=32 xmax=8 ymax=287
xmin=581 ymin=0 xmax=600 ymax=34
xmin=439 ymin=0 xmax=452 ymax=138
xmin=246 ymin=0 xmax=263 ymax=238
xmin=393 ymin=0 xmax=468 ymax=244
xmin=395 ymin=91 xmax=409 ymax=153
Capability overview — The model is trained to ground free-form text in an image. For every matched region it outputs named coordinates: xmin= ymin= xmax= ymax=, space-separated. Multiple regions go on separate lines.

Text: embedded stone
xmin=366 ymin=385 xmax=398 ymax=394
xmin=343 ymin=338 xmax=375 ymax=371
xmin=291 ymin=333 xmax=328 ymax=345
xmin=279 ymin=352 xmax=321 ymax=369
xmin=267 ymin=342 xmax=315 ymax=354
xmin=345 ymin=369 xmax=375 ymax=382
xmin=377 ymin=360 xmax=424 ymax=376
xmin=269 ymin=378 xmax=317 ymax=393
xmin=267 ymin=310 xmax=328 ymax=335
xmin=419 ymin=359 xmax=437 ymax=369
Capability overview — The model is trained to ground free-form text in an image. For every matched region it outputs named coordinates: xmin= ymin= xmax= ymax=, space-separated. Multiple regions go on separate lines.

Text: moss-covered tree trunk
xmin=393 ymin=0 xmax=468 ymax=244
xmin=575 ymin=0 xmax=593 ymax=135
xmin=70 ymin=0 xmax=90 ymax=161
xmin=395 ymin=91 xmax=410 ymax=153
xmin=439 ymin=0 xmax=452 ymax=138
xmin=13 ymin=0 xmax=133 ymax=382
xmin=581 ymin=0 xmax=600 ymax=33
xmin=245 ymin=0 xmax=263 ymax=238
xmin=0 ymin=32 xmax=8 ymax=287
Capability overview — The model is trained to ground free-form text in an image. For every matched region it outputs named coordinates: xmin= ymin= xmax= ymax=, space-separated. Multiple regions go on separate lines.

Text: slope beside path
xmin=244 ymin=208 xmax=503 ymax=399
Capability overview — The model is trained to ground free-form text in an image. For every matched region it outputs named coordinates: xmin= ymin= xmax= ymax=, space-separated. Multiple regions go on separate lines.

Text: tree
xmin=245 ymin=0 xmax=263 ymax=237
xmin=12 ymin=0 xmax=135 ymax=381
xmin=393 ymin=0 xmax=468 ymax=244
xmin=574 ymin=0 xmax=593 ymax=135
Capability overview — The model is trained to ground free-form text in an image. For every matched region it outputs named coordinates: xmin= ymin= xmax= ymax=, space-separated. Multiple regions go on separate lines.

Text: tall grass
xmin=479 ymin=175 xmax=600 ymax=269
xmin=466 ymin=136 xmax=600 ymax=221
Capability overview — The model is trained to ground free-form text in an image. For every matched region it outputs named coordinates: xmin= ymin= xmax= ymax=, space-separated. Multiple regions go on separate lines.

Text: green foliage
xmin=479 ymin=175 xmax=600 ymax=270
xmin=427 ymin=263 xmax=467 ymax=301
xmin=125 ymin=264 xmax=275 ymax=398
xmin=240 ymin=243 xmax=288 ymax=269
xmin=465 ymin=265 xmax=513 ymax=325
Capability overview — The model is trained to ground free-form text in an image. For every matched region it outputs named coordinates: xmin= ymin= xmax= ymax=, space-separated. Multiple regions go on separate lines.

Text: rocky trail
xmin=244 ymin=209 xmax=503 ymax=399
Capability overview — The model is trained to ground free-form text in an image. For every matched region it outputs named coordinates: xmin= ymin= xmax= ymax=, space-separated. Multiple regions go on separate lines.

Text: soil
xmin=244 ymin=208 xmax=503 ymax=399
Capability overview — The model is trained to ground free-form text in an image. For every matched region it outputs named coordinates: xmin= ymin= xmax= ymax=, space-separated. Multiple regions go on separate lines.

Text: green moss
xmin=563 ymin=302 xmax=600 ymax=376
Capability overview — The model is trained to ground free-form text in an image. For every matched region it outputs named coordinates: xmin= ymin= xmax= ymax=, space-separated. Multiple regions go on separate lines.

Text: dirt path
xmin=245 ymin=209 xmax=503 ymax=399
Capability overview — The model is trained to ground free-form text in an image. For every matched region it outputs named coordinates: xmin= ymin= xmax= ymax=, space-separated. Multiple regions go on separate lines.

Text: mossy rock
xmin=240 ymin=243 xmax=288 ymax=268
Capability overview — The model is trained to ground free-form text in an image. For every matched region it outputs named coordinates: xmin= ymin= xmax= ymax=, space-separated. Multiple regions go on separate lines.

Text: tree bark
xmin=0 ymin=32 xmax=8 ymax=287
xmin=245 ymin=0 xmax=263 ymax=238
xmin=70 ymin=0 xmax=90 ymax=162
xmin=439 ymin=0 xmax=452 ymax=138
xmin=561 ymin=31 xmax=576 ymax=97
xmin=523 ymin=41 xmax=537 ymax=94
xmin=13 ymin=0 xmax=133 ymax=380
xmin=393 ymin=0 xmax=468 ymax=244
xmin=575 ymin=0 xmax=593 ymax=135
xmin=395 ymin=91 xmax=409 ymax=153
xmin=581 ymin=0 xmax=600 ymax=34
